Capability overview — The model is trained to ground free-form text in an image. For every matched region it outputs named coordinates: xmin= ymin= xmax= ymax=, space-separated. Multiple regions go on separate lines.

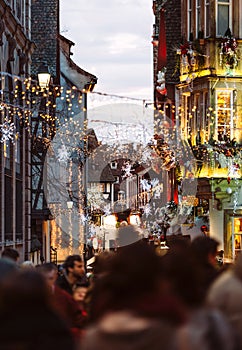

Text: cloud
xmin=60 ymin=0 xmax=153 ymax=100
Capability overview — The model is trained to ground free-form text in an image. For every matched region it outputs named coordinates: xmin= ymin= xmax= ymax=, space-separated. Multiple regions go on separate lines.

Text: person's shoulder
xmin=56 ymin=275 xmax=74 ymax=294
xmin=55 ymin=285 xmax=74 ymax=301
xmin=176 ymin=308 xmax=238 ymax=350
xmin=55 ymin=285 xmax=82 ymax=309
xmin=56 ymin=273 xmax=67 ymax=283
xmin=56 ymin=274 xmax=69 ymax=287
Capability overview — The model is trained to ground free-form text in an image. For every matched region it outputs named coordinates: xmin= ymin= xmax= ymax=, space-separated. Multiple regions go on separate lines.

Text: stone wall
xmin=163 ymin=0 xmax=181 ymax=84
xmin=31 ymin=0 xmax=60 ymax=83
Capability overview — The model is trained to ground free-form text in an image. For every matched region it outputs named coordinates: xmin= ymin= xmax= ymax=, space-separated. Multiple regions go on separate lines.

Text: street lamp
xmin=103 ymin=192 xmax=110 ymax=200
xmin=37 ymin=63 xmax=51 ymax=89
xmin=67 ymin=200 xmax=74 ymax=210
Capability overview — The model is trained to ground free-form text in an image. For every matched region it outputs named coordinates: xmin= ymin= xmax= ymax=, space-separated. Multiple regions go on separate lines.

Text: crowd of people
xmin=0 ymin=225 xmax=242 ymax=349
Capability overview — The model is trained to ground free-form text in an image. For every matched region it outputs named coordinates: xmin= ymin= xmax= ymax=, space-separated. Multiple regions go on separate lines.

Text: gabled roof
xmin=88 ymin=164 xmax=116 ymax=183
xmin=59 ymin=34 xmax=97 ymax=89
xmin=86 ymin=128 xmax=99 ymax=152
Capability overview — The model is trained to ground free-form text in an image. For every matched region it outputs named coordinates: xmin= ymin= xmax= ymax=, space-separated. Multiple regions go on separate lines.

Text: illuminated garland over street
xmin=1 ymin=72 xmax=241 ymax=227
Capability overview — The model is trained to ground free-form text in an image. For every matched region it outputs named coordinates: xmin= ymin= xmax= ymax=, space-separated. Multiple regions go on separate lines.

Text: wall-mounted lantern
xmin=67 ymin=200 xmax=74 ymax=210
xmin=103 ymin=192 xmax=110 ymax=200
xmin=38 ymin=63 xmax=51 ymax=88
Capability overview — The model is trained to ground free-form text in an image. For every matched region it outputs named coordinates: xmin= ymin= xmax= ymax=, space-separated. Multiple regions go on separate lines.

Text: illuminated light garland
xmin=45 ymin=97 xmax=201 ymax=245
xmin=1 ymin=72 xmax=241 ymax=232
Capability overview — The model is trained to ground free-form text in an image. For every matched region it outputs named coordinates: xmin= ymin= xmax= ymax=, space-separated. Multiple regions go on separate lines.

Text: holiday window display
xmin=219 ymin=28 xmax=240 ymax=75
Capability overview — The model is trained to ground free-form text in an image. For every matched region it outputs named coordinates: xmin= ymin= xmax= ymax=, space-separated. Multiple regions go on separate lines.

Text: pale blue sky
xmin=60 ymin=0 xmax=154 ymax=101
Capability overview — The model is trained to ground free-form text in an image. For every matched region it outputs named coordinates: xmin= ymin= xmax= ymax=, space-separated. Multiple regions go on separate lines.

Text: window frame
xmin=187 ymin=0 xmax=192 ymax=41
xmin=216 ymin=0 xmax=232 ymax=37
xmin=204 ymin=0 xmax=210 ymax=38
xmin=196 ymin=0 xmax=201 ymax=38
xmin=110 ymin=161 xmax=117 ymax=170
xmin=215 ymin=89 xmax=234 ymax=140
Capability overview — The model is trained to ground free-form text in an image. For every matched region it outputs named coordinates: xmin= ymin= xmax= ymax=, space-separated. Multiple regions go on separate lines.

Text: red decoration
xmin=156 ymin=86 xmax=167 ymax=95
xmin=157 ymin=8 xmax=167 ymax=71
xmin=180 ymin=43 xmax=189 ymax=55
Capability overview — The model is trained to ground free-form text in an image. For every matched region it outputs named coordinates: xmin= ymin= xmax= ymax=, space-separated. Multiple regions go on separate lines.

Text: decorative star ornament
xmin=0 ymin=120 xmax=18 ymax=144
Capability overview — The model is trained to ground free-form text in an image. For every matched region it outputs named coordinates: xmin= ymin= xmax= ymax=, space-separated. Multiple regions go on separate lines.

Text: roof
xmin=88 ymin=163 xmax=116 ymax=183
xmin=59 ymin=34 xmax=97 ymax=81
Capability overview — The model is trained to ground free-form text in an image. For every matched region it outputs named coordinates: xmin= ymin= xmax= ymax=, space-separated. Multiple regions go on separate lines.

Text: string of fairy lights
xmin=0 ymin=71 xmax=240 ymax=148
xmin=1 ymin=72 xmax=242 ymax=227
xmin=0 ymin=71 xmax=241 ymax=177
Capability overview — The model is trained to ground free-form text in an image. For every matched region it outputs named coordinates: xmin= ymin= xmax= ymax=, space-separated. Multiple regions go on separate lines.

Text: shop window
xmin=194 ymin=93 xmax=200 ymax=131
xmin=216 ymin=0 xmax=232 ymax=37
xmin=215 ymin=90 xmax=233 ymax=141
xmin=203 ymin=91 xmax=209 ymax=142
xmin=4 ymin=140 xmax=11 ymax=169
xmin=185 ymin=94 xmax=192 ymax=142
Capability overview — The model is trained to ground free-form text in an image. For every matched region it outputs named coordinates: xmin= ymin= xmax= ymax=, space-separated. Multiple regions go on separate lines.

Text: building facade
xmin=30 ymin=0 xmax=60 ymax=263
xmin=153 ymin=0 xmax=242 ymax=261
xmin=0 ymin=0 xmax=34 ymax=260
xmin=46 ymin=34 xmax=97 ymax=263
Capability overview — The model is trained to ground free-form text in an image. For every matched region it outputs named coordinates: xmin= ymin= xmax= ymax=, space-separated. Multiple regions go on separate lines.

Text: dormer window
xmin=110 ymin=161 xmax=117 ymax=170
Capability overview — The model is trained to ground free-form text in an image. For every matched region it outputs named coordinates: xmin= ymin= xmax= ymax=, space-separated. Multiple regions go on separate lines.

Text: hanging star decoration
xmin=80 ymin=213 xmax=89 ymax=224
xmin=0 ymin=120 xmax=18 ymax=144
xmin=121 ymin=161 xmax=134 ymax=178
xmin=140 ymin=179 xmax=152 ymax=191
xmin=143 ymin=204 xmax=152 ymax=216
xmin=219 ymin=28 xmax=239 ymax=72
xmin=103 ymin=204 xmax=111 ymax=216
xmin=56 ymin=144 xmax=69 ymax=162
xmin=156 ymin=67 xmax=167 ymax=96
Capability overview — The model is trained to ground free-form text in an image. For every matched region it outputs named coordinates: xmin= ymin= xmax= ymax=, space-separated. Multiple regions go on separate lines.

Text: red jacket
xmin=52 ymin=285 xmax=87 ymax=339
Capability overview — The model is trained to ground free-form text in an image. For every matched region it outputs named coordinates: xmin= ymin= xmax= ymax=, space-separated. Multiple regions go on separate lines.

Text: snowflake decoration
xmin=140 ymin=179 xmax=152 ymax=191
xmin=121 ymin=161 xmax=134 ymax=178
xmin=57 ymin=144 xmax=69 ymax=162
xmin=141 ymin=149 xmax=152 ymax=163
xmin=143 ymin=204 xmax=152 ymax=216
xmin=151 ymin=178 xmax=159 ymax=188
xmin=228 ymin=163 xmax=240 ymax=179
xmin=103 ymin=204 xmax=111 ymax=216
xmin=80 ymin=214 xmax=89 ymax=224
xmin=0 ymin=120 xmax=18 ymax=144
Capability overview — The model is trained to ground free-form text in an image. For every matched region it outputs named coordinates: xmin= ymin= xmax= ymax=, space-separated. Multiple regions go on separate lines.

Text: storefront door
xmin=232 ymin=217 xmax=242 ymax=260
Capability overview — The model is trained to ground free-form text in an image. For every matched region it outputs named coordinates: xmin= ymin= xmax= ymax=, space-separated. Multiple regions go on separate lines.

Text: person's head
xmin=190 ymin=236 xmax=219 ymax=266
xmin=73 ymin=283 xmax=89 ymax=303
xmin=119 ymin=220 xmax=128 ymax=227
xmin=1 ymin=248 xmax=19 ymax=262
xmin=0 ymin=269 xmax=51 ymax=311
xmin=161 ymin=246 xmax=204 ymax=308
xmin=63 ymin=255 xmax=85 ymax=278
xmin=200 ymin=225 xmax=209 ymax=235
xmin=21 ymin=260 xmax=35 ymax=269
xmin=117 ymin=225 xmax=141 ymax=248
xmin=92 ymin=251 xmax=115 ymax=277
xmin=37 ymin=263 xmax=58 ymax=290
xmin=0 ymin=258 xmax=18 ymax=283
xmin=90 ymin=241 xmax=163 ymax=318
xmin=0 ymin=269 xmax=76 ymax=350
